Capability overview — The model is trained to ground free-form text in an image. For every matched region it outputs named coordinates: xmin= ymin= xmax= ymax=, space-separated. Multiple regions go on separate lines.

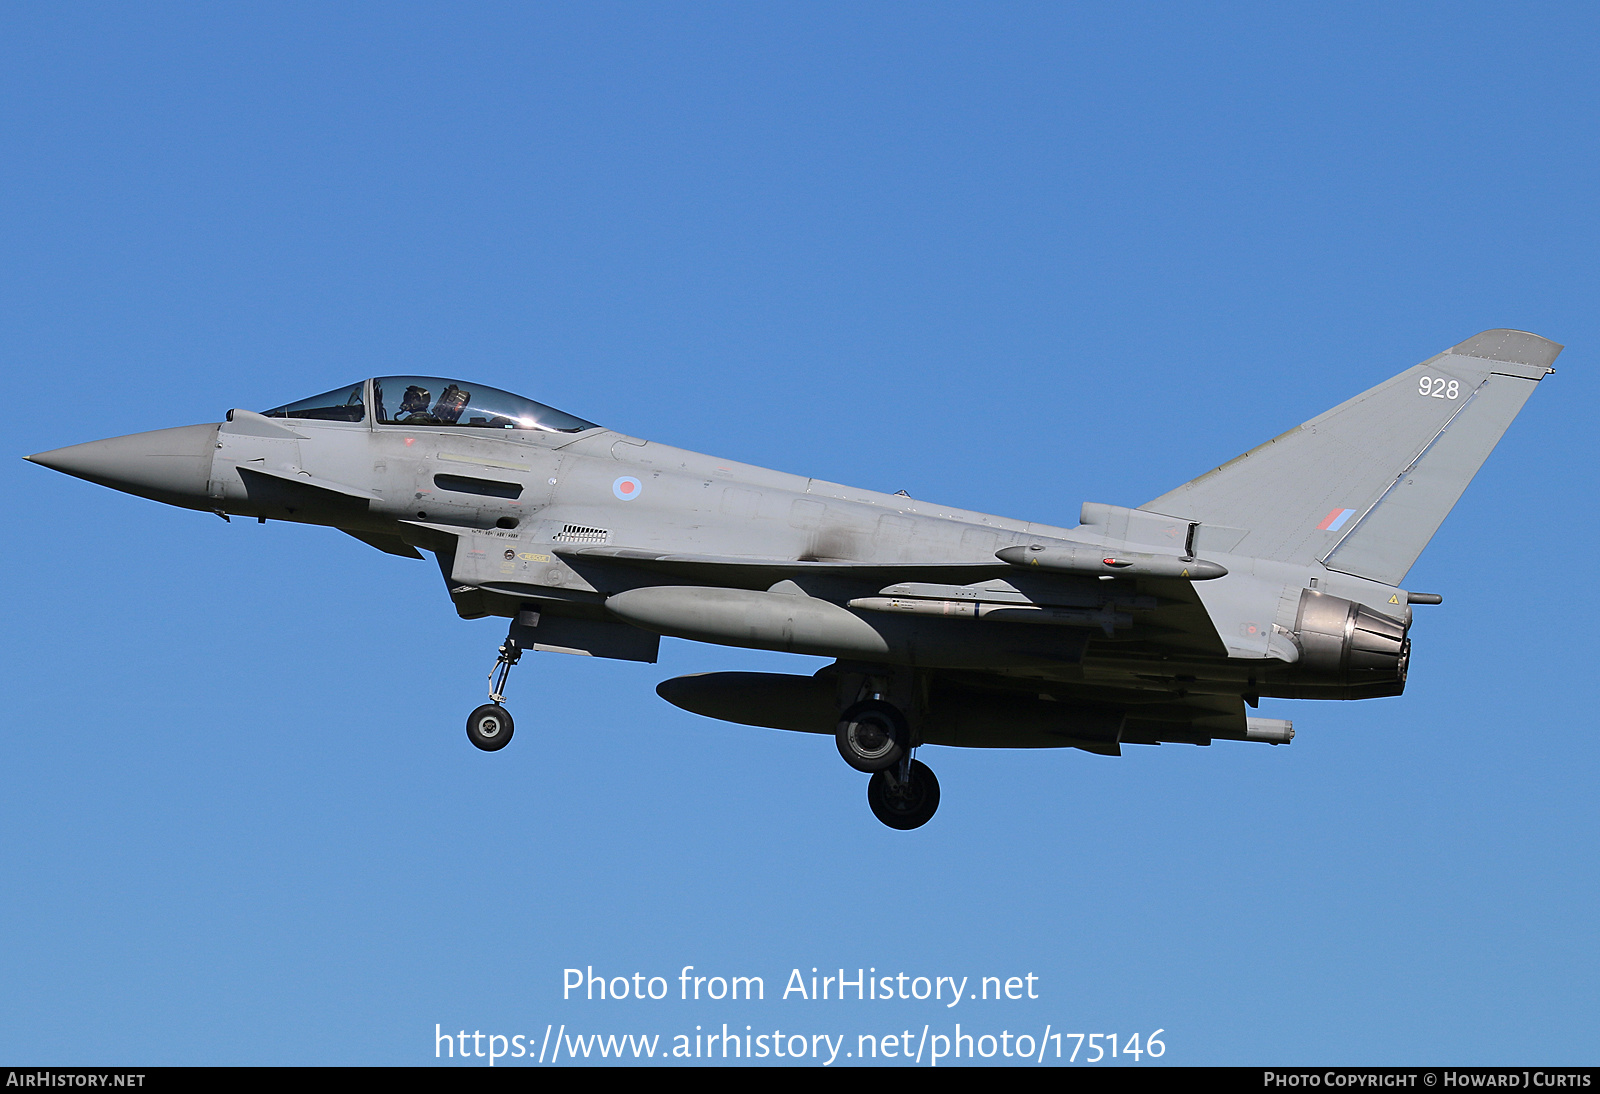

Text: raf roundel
xmin=612 ymin=476 xmax=643 ymax=502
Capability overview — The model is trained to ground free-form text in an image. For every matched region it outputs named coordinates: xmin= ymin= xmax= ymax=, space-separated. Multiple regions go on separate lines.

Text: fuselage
xmin=25 ymin=328 xmax=1559 ymax=827
xmin=27 ymin=375 xmax=1413 ymax=704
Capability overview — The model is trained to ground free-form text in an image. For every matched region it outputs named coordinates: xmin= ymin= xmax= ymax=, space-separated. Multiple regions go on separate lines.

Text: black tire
xmin=835 ymin=699 xmax=908 ymax=773
xmin=466 ymin=703 xmax=515 ymax=752
xmin=867 ymin=759 xmax=940 ymax=830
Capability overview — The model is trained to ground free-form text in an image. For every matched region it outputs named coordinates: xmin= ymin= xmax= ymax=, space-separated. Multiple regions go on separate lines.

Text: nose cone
xmin=27 ymin=423 xmax=219 ymax=509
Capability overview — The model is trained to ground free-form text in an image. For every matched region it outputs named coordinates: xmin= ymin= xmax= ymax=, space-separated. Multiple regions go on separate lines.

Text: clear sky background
xmin=2 ymin=3 xmax=1596 ymax=1066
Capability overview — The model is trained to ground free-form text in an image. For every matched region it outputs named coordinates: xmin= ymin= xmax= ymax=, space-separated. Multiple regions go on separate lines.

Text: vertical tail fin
xmin=1144 ymin=330 xmax=1561 ymax=584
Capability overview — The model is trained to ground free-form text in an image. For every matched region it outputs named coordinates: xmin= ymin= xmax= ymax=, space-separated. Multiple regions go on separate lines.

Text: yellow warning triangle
xmin=1389 ymin=594 xmax=1400 ymax=604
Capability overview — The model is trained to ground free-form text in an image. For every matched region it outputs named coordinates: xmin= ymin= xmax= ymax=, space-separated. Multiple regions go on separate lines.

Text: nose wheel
xmin=466 ymin=703 xmax=514 ymax=751
xmin=466 ymin=633 xmax=523 ymax=752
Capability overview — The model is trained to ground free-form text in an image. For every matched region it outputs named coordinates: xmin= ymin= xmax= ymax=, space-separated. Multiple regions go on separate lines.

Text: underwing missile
xmin=996 ymin=543 xmax=1228 ymax=580
xmin=846 ymin=596 xmax=1130 ymax=635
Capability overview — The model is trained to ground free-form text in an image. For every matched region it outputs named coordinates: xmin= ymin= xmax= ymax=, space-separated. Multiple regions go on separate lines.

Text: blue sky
xmin=1 ymin=3 xmax=1595 ymax=1065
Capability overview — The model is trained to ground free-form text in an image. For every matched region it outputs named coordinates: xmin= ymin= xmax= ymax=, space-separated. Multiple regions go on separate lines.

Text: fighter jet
xmin=25 ymin=329 xmax=1560 ymax=829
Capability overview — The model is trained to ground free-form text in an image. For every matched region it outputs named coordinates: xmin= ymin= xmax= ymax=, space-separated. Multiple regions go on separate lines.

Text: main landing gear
xmin=835 ymin=681 xmax=940 ymax=830
xmin=836 ymin=699 xmax=908 ymax=772
xmin=867 ymin=757 xmax=940 ymax=830
xmin=466 ymin=633 xmax=522 ymax=752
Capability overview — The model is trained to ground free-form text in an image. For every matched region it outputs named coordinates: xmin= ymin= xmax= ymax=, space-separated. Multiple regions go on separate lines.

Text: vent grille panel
xmin=554 ymin=524 xmax=609 ymax=543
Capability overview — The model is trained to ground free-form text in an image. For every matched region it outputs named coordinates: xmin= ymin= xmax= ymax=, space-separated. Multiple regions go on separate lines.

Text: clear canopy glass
xmin=372 ymin=377 xmax=598 ymax=434
xmin=262 ymin=382 xmax=366 ymax=423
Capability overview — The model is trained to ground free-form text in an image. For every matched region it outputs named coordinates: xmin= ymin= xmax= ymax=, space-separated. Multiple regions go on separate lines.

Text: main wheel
xmin=867 ymin=759 xmax=940 ymax=830
xmin=835 ymin=699 xmax=908 ymax=773
xmin=466 ymin=703 xmax=515 ymax=752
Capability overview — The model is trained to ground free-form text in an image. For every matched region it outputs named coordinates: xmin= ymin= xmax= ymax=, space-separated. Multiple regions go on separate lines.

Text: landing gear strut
xmin=466 ymin=633 xmax=522 ymax=752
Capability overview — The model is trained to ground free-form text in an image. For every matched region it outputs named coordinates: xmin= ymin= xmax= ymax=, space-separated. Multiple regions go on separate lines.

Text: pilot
xmin=433 ymin=384 xmax=470 ymax=424
xmin=398 ymin=385 xmax=432 ymax=421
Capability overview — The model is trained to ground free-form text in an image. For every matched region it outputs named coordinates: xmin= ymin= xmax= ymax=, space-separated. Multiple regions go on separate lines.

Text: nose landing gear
xmin=466 ymin=702 xmax=514 ymax=751
xmin=466 ymin=633 xmax=522 ymax=752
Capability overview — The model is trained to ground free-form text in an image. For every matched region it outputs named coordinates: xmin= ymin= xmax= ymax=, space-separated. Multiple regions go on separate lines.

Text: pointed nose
xmin=27 ymin=423 xmax=219 ymax=508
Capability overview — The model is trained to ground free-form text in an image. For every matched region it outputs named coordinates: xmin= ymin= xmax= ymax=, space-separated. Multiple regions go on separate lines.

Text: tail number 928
xmin=1418 ymin=375 xmax=1460 ymax=399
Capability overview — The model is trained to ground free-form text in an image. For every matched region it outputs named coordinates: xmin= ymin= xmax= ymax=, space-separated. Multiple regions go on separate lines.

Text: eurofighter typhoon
xmin=26 ymin=330 xmax=1560 ymax=828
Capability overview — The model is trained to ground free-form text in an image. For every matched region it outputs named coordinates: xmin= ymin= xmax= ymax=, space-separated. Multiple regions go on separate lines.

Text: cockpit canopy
xmin=263 ymin=382 xmax=366 ymax=423
xmin=263 ymin=377 xmax=598 ymax=434
xmin=373 ymin=377 xmax=598 ymax=433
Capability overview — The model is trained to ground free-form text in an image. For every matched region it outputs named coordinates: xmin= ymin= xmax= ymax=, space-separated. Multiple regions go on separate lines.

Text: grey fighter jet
xmin=26 ymin=330 xmax=1560 ymax=829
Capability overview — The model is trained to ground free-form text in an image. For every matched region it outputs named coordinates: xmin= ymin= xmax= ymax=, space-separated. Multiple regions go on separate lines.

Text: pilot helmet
xmin=400 ymin=386 xmax=432 ymax=415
